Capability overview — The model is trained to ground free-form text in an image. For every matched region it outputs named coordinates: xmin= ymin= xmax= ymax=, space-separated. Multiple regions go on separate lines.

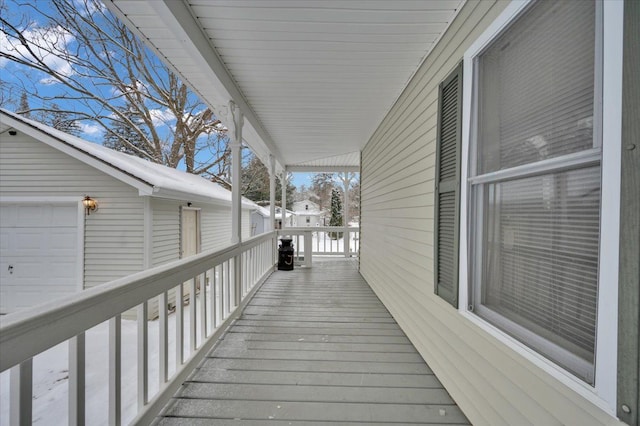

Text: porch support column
xmin=230 ymin=101 xmax=244 ymax=245
xmin=269 ymin=156 xmax=277 ymax=267
xmin=269 ymin=155 xmax=276 ymax=231
xmin=342 ymin=173 xmax=352 ymax=258
xmin=229 ymin=101 xmax=244 ymax=307
xmin=281 ymin=169 xmax=287 ymax=229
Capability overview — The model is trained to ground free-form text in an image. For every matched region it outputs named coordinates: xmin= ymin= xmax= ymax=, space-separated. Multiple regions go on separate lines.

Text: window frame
xmin=457 ymin=0 xmax=623 ymax=413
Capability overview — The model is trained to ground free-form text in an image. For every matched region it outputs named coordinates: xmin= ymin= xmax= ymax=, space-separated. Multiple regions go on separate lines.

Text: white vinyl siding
xmin=152 ymin=198 xmax=253 ymax=265
xmin=151 ymin=199 xmax=182 ymax=266
xmin=0 ymin=132 xmax=145 ymax=289
xmin=200 ymin=204 xmax=232 ymax=252
xmin=359 ymin=0 xmax=618 ymax=425
xmin=241 ymin=209 xmax=251 ymax=241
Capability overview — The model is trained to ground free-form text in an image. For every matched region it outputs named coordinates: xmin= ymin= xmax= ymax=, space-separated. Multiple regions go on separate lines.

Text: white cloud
xmin=80 ymin=122 xmax=102 ymax=136
xmin=0 ymin=23 xmax=76 ymax=82
xmin=72 ymin=0 xmax=106 ymax=17
xmin=149 ymin=108 xmax=175 ymax=127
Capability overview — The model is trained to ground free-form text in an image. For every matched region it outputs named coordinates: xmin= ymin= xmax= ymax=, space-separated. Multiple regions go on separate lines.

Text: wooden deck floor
xmin=155 ymin=258 xmax=470 ymax=425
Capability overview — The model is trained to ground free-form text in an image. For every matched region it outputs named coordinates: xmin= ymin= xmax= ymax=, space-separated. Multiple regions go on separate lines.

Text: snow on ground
xmin=288 ymin=229 xmax=360 ymax=254
xmin=0 ymin=293 xmax=210 ymax=426
xmin=0 ymin=233 xmax=357 ymax=425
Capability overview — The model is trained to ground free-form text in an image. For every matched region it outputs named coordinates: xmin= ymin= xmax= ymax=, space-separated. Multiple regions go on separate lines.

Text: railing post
xmin=69 ymin=333 xmax=86 ymax=426
xmin=304 ymin=230 xmax=313 ymax=267
xmin=344 ymin=227 xmax=350 ymax=258
xmin=10 ymin=359 xmax=32 ymax=426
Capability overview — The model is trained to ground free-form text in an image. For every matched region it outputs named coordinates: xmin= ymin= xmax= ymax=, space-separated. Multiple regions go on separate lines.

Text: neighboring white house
xmin=0 ymin=109 xmax=254 ymax=314
xmin=291 ymin=199 xmax=324 ymax=227
xmin=250 ymin=205 xmax=270 ymax=235
xmin=249 ymin=205 xmax=294 ymax=235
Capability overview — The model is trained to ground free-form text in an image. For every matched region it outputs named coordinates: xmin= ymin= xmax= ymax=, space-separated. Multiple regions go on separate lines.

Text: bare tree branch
xmin=0 ymin=0 xmax=231 ymax=180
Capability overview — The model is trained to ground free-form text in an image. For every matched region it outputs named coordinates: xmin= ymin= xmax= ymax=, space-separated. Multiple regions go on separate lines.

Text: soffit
xmin=106 ymin=0 xmax=464 ymax=169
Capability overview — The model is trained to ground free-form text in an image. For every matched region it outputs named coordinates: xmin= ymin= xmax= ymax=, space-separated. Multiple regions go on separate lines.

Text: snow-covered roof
xmin=252 ymin=206 xmax=270 ymax=217
xmin=1 ymin=109 xmax=256 ymax=208
xmin=253 ymin=205 xmax=291 ymax=219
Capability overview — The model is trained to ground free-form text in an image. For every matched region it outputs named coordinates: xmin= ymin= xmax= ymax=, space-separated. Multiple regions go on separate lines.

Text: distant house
xmin=250 ymin=205 xmax=270 ymax=235
xmin=292 ymin=199 xmax=324 ymax=227
xmin=251 ymin=205 xmax=293 ymax=234
xmin=0 ymin=109 xmax=254 ymax=314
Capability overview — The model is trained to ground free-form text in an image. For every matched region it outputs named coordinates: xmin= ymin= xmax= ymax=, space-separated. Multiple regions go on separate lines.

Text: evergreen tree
xmin=329 ymin=187 xmax=343 ymax=239
xmin=42 ymin=104 xmax=81 ymax=136
xmin=240 ymin=151 xmax=295 ymax=209
xmin=17 ymin=92 xmax=30 ymax=117
xmin=104 ymin=106 xmax=153 ymax=158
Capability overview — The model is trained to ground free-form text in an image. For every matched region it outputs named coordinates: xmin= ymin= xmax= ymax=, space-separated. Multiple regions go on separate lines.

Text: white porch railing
xmin=278 ymin=226 xmax=360 ymax=263
xmin=0 ymin=232 xmax=277 ymax=426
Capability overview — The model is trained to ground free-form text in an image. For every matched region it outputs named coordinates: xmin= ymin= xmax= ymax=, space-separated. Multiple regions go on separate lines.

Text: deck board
xmin=156 ymin=258 xmax=470 ymax=425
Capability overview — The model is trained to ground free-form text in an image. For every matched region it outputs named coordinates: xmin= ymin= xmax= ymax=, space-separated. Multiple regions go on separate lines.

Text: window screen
xmin=471 ymin=0 xmax=600 ymax=384
xmin=477 ymin=0 xmax=596 ymax=174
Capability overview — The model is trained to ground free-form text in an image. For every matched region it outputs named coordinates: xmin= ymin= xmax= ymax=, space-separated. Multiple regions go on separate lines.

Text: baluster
xmin=137 ymin=302 xmax=148 ymax=409
xmin=69 ymin=333 xmax=85 ymax=426
xmin=200 ymin=272 xmax=206 ymax=342
xmin=176 ymin=283 xmax=184 ymax=367
xmin=159 ymin=292 xmax=168 ymax=385
xmin=190 ymin=277 xmax=197 ymax=353
xmin=211 ymin=266 xmax=217 ymax=329
xmin=246 ymin=251 xmax=250 ymax=294
xmin=224 ymin=259 xmax=232 ymax=318
xmin=109 ymin=316 xmax=121 ymax=426
xmin=10 ymin=359 xmax=32 ymax=426
xmin=220 ymin=263 xmax=225 ymax=319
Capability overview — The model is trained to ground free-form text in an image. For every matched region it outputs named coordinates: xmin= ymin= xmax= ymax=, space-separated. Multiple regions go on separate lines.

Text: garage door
xmin=0 ymin=203 xmax=80 ymax=314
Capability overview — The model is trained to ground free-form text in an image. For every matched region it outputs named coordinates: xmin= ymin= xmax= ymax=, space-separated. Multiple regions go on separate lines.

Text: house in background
xmin=250 ymin=205 xmax=294 ymax=234
xmin=0 ymin=109 xmax=254 ymax=314
xmin=291 ymin=199 xmax=324 ymax=227
xmin=250 ymin=205 xmax=271 ymax=235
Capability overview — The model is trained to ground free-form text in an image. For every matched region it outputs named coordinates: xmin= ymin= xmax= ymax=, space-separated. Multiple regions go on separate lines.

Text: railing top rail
xmin=278 ymin=226 xmax=360 ymax=233
xmin=0 ymin=231 xmax=276 ymax=372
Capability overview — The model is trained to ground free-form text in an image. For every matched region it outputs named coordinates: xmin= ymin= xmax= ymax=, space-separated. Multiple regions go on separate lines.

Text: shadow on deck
xmin=155 ymin=258 xmax=470 ymax=425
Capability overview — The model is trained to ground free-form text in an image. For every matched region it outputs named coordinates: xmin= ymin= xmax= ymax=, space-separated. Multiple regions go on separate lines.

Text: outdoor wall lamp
xmin=82 ymin=196 xmax=98 ymax=215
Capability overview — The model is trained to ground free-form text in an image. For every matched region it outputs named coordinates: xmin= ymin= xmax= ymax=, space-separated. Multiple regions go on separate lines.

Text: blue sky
xmin=0 ymin=1 xmax=349 ymax=191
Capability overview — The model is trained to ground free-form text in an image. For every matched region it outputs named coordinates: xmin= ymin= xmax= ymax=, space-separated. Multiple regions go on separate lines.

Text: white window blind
xmin=471 ymin=0 xmax=600 ymax=383
xmin=477 ymin=0 xmax=596 ymax=174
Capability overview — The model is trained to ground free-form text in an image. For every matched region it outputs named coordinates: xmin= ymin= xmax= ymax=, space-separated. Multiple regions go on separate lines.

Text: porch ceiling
xmin=105 ymin=0 xmax=463 ymax=171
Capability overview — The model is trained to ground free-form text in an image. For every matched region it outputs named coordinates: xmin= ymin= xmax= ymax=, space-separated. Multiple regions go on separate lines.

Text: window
xmin=306 ymin=217 xmax=311 ymax=224
xmin=468 ymin=0 xmax=601 ymax=384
